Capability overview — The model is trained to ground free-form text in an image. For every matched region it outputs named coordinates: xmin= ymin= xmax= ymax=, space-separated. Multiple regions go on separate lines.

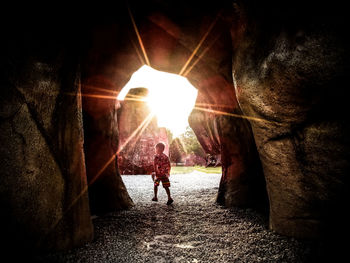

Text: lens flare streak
xmin=127 ymin=4 xmax=150 ymax=66
xmin=194 ymin=106 xmax=276 ymax=124
xmin=130 ymin=37 xmax=146 ymax=65
xmin=44 ymin=112 xmax=155 ymax=238
xmin=83 ymin=85 xmax=119 ymax=95
xmin=90 ymin=112 xmax=154 ymax=186
xmin=179 ymin=11 xmax=221 ymax=76
xmin=183 ymin=32 xmax=222 ymax=77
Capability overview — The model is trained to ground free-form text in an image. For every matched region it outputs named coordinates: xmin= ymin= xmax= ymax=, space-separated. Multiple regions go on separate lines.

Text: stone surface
xmin=188 ymin=38 xmax=267 ymax=209
xmin=35 ymin=173 xmax=327 ymax=263
xmin=230 ymin=0 xmax=350 ymax=241
xmin=81 ymin=74 xmax=134 ymax=215
xmin=0 ymin=20 xmax=93 ymax=255
xmin=117 ymin=88 xmax=169 ymax=175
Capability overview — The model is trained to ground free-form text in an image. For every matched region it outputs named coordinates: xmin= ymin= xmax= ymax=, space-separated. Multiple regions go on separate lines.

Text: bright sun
xmin=117 ymin=65 xmax=198 ymax=137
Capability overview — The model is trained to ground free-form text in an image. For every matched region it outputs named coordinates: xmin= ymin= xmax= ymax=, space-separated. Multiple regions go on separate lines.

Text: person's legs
xmin=154 ymin=185 xmax=158 ymax=197
xmin=164 ymin=187 xmax=173 ymax=205
xmin=152 ymin=179 xmax=159 ymax=201
xmin=161 ymin=178 xmax=172 ymax=200
xmin=164 ymin=187 xmax=171 ymax=199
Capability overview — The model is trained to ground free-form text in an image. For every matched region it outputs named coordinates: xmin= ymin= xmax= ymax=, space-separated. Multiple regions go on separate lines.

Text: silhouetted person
xmin=151 ymin=142 xmax=173 ymax=205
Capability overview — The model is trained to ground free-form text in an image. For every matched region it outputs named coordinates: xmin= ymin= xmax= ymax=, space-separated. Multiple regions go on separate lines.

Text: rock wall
xmin=187 ymin=23 xmax=267 ymax=209
xmin=0 ymin=15 xmax=93 ymax=255
xmin=81 ymin=89 xmax=134 ymax=215
xmin=117 ymin=88 xmax=169 ymax=175
xmin=81 ymin=25 xmax=134 ymax=214
xmin=230 ymin=0 xmax=350 ymax=241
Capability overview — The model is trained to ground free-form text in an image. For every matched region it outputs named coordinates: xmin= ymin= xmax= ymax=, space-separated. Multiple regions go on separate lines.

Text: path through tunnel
xmin=39 ymin=171 xmax=305 ymax=262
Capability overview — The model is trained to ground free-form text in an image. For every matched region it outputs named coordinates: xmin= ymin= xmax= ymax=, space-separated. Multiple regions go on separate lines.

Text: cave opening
xmin=117 ymin=64 xmax=198 ymax=137
xmin=102 ymin=66 xmax=223 ymax=205
xmin=79 ymin=0 xmax=268 ymax=218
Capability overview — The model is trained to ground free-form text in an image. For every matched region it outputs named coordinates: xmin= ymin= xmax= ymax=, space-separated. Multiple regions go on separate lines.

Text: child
xmin=152 ymin=142 xmax=173 ymax=205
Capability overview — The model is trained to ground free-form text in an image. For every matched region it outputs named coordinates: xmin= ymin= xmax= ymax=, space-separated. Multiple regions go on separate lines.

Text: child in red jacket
xmin=152 ymin=142 xmax=173 ymax=205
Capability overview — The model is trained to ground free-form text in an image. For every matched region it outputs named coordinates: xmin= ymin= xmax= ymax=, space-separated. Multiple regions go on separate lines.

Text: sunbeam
xmin=44 ymin=112 xmax=155 ymax=239
xmin=117 ymin=112 xmax=155 ymax=154
xmin=90 ymin=112 xmax=154 ymax=187
xmin=175 ymin=135 xmax=188 ymax=153
xmin=66 ymin=92 xmax=147 ymax=103
xmin=83 ymin=85 xmax=119 ymax=95
xmin=68 ymin=93 xmax=118 ymax=100
xmin=194 ymin=106 xmax=277 ymax=124
xmin=130 ymin=37 xmax=146 ymax=65
xmin=183 ymin=32 xmax=222 ymax=77
xmin=195 ymin=102 xmax=233 ymax=109
xmin=127 ymin=4 xmax=150 ymax=66
xmin=178 ymin=11 xmax=221 ymax=76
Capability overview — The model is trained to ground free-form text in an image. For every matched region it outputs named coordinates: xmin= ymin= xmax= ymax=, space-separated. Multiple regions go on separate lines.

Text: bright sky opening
xmin=117 ymin=65 xmax=198 ymax=137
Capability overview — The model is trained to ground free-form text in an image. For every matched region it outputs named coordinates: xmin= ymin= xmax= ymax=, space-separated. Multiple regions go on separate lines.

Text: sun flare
xmin=117 ymin=65 xmax=198 ymax=137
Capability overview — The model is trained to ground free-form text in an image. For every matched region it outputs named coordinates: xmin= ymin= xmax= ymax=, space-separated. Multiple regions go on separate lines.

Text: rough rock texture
xmin=189 ymin=100 xmax=267 ymax=210
xmin=117 ymin=88 xmax=169 ymax=175
xmin=0 ymin=14 xmax=93 ymax=256
xmin=78 ymin=15 xmax=139 ymax=214
xmin=187 ymin=25 xmax=267 ymax=209
xmin=82 ymin=70 xmax=133 ymax=215
xmin=230 ymin=0 xmax=350 ymax=244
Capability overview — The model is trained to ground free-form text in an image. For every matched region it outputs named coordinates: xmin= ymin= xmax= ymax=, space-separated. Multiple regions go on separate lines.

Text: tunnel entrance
xmin=116 ymin=70 xmax=221 ymax=182
xmin=118 ymin=65 xmax=198 ymax=137
xmin=117 ymin=88 xmax=223 ymax=207
xmin=80 ymin=0 xmax=268 ymax=217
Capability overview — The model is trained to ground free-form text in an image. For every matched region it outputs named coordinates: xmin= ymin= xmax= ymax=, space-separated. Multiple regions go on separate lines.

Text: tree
xmin=169 ymin=138 xmax=185 ymax=164
xmin=166 ymin=128 xmax=173 ymax=147
xmin=180 ymin=126 xmax=205 ymax=158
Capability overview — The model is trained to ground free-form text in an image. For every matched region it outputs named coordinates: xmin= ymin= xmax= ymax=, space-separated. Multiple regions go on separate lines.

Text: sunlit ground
xmin=117 ymin=65 xmax=198 ymax=137
xmin=170 ymin=166 xmax=222 ymax=175
xmin=36 ymin=171 xmax=319 ymax=262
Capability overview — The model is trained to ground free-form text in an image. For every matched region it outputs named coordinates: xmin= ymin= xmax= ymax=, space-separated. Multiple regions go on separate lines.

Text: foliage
xmin=170 ymin=166 xmax=222 ymax=175
xmin=169 ymin=137 xmax=185 ymax=163
xmin=166 ymin=128 xmax=173 ymax=146
xmin=169 ymin=126 xmax=205 ymax=165
xmin=179 ymin=126 xmax=205 ymax=158
xmin=170 ymin=166 xmax=195 ymax=174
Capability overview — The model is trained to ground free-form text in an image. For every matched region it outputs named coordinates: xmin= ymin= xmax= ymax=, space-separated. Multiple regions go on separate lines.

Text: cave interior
xmin=0 ymin=0 xmax=349 ymax=259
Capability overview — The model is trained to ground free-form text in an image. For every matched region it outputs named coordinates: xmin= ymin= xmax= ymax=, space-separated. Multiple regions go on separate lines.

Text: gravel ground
xmin=35 ymin=172 xmax=324 ymax=262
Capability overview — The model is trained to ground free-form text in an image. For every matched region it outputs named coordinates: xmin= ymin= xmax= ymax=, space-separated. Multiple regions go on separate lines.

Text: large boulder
xmin=187 ymin=24 xmax=267 ymax=209
xmin=230 ymin=0 xmax=350 ymax=242
xmin=117 ymin=88 xmax=169 ymax=175
xmin=81 ymin=86 xmax=134 ymax=215
xmin=0 ymin=17 xmax=93 ymax=255
xmin=81 ymin=50 xmax=134 ymax=214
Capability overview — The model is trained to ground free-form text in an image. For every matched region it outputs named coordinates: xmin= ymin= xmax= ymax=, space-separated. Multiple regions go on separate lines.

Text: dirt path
xmin=36 ymin=172 xmax=320 ymax=262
